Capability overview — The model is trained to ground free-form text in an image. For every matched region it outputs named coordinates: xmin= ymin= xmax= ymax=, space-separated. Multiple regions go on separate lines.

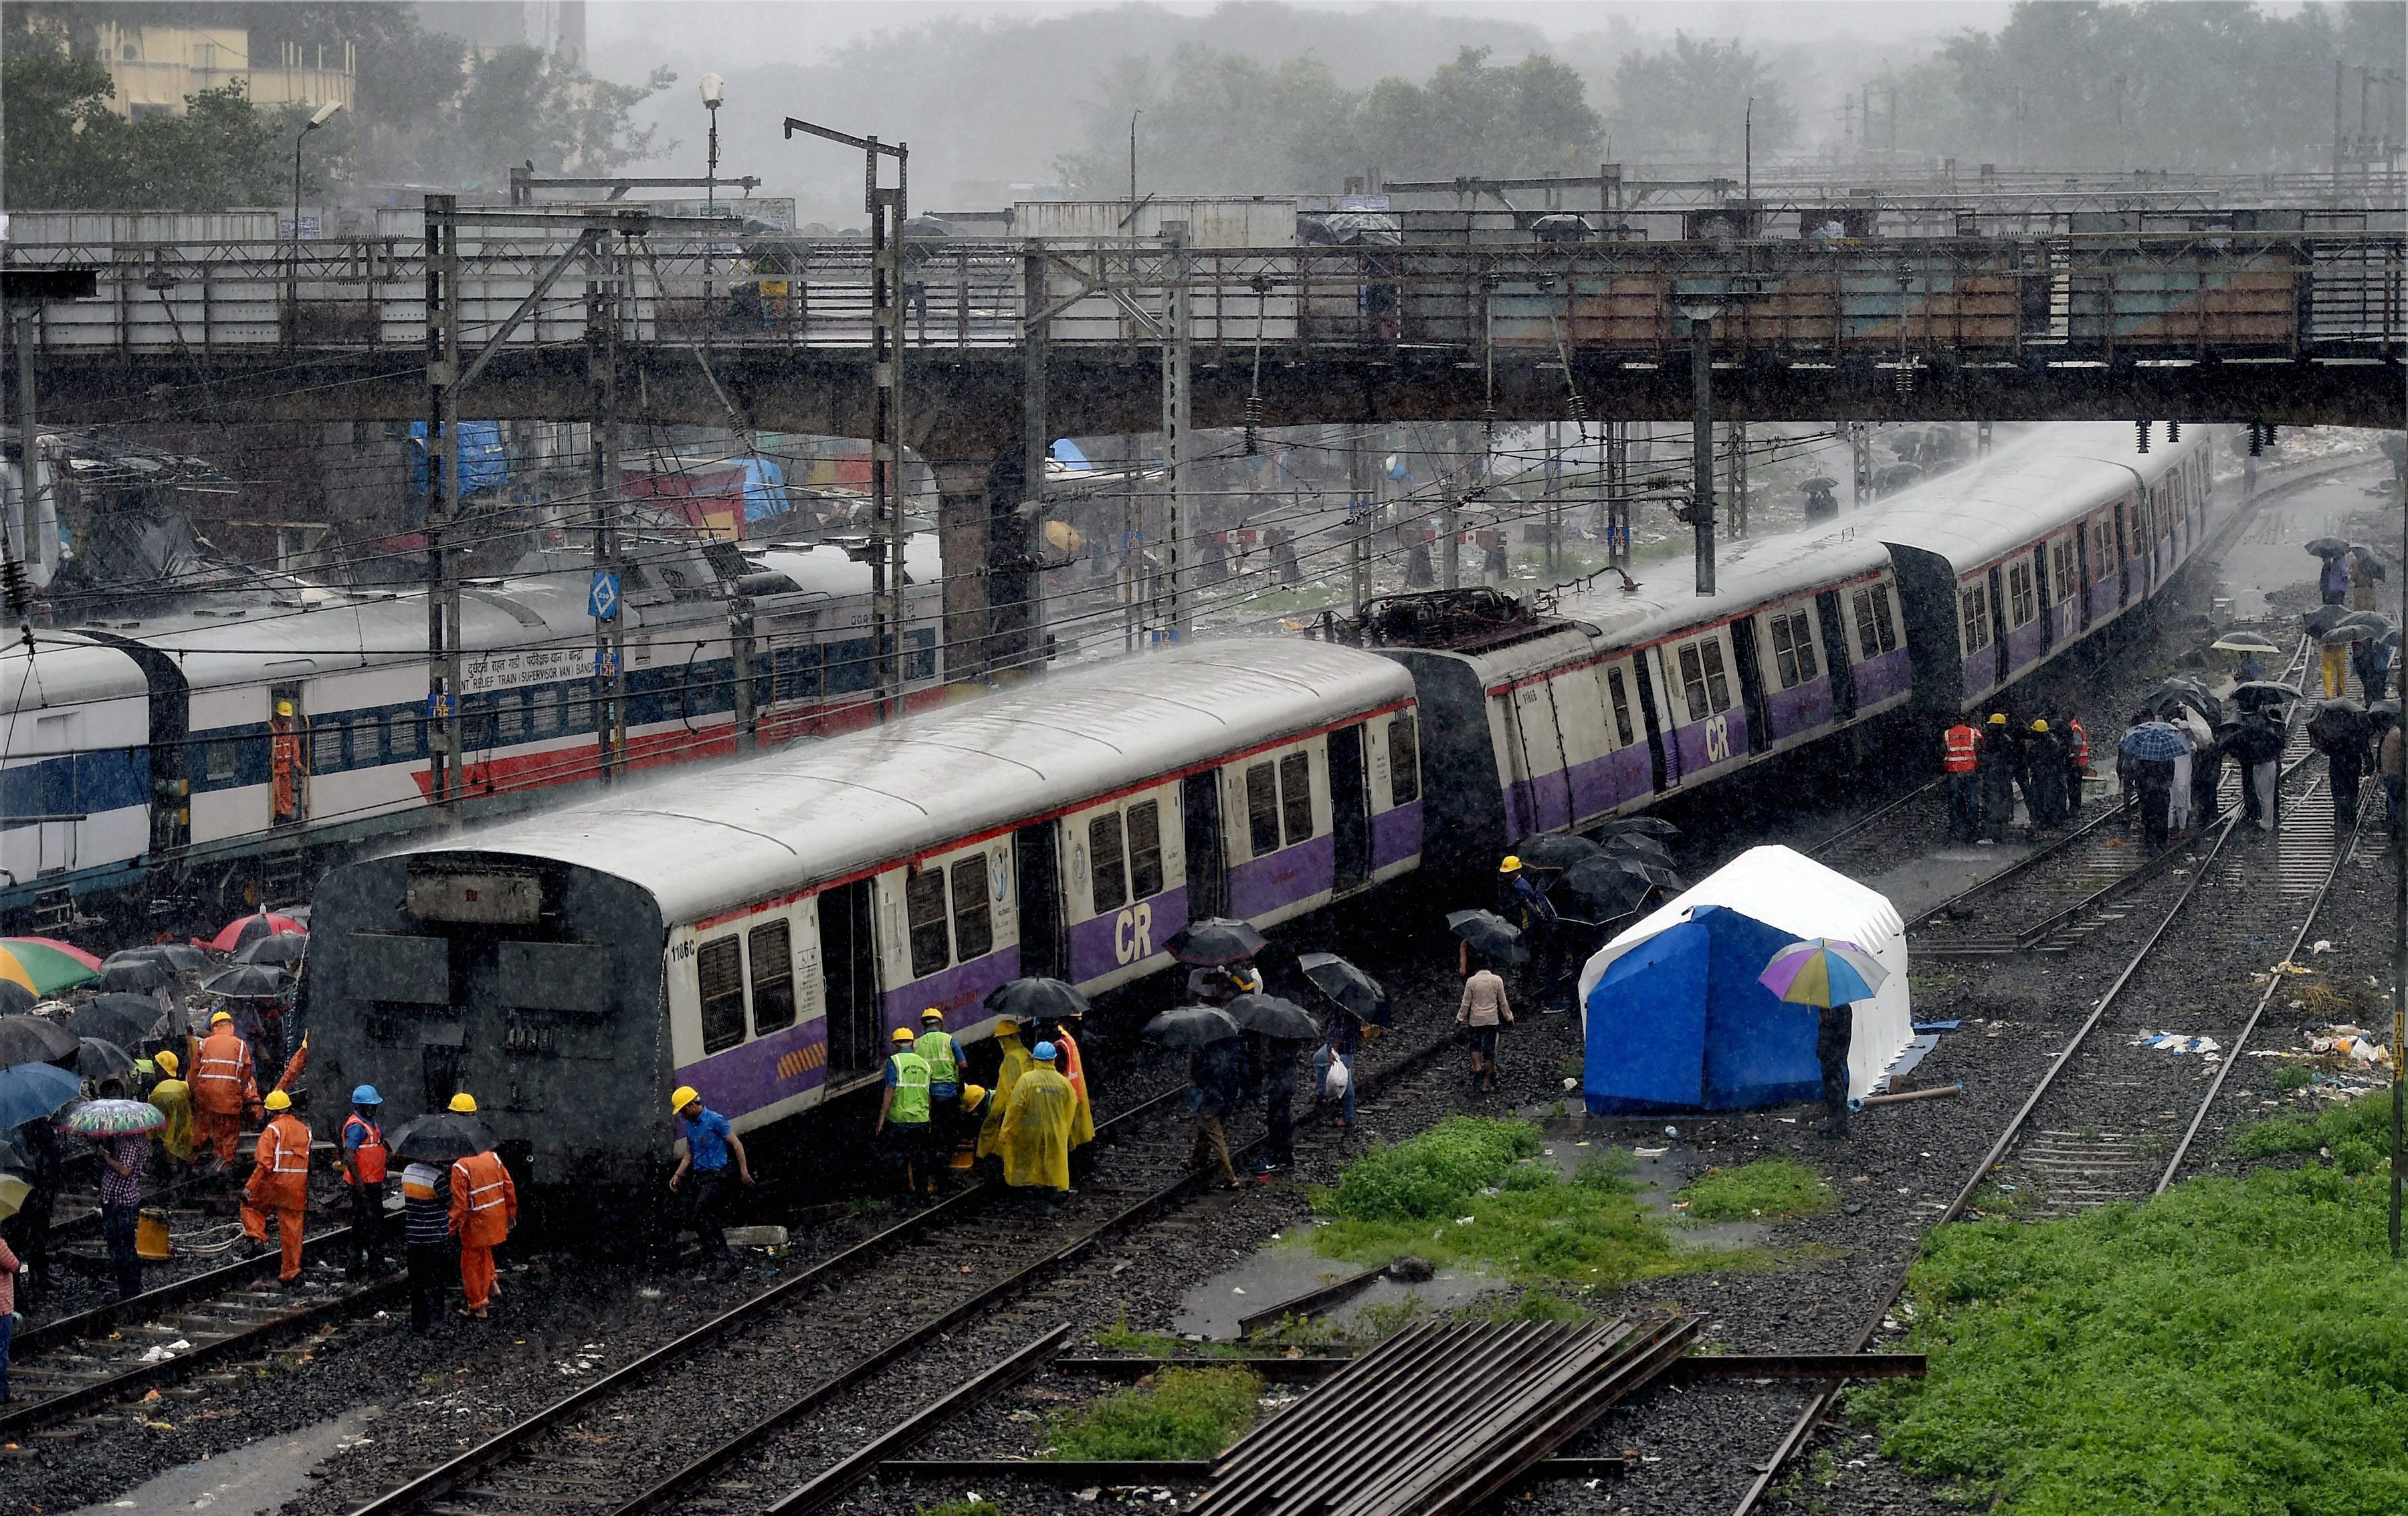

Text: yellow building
xmin=94 ymin=22 xmax=355 ymax=119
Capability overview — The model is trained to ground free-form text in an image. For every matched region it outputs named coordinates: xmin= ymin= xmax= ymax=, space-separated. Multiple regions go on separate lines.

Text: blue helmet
xmin=1032 ymin=1041 xmax=1058 ymax=1061
xmin=351 ymin=1084 xmax=383 ymax=1105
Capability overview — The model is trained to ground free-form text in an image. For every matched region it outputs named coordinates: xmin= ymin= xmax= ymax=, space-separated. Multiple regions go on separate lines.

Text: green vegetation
xmin=2273 ymin=1062 xmax=2315 ymax=1091
xmin=914 ymin=1501 xmax=1000 ymax=1516
xmin=1851 ymin=1164 xmax=2408 ymax=1515
xmin=1045 ymin=1367 xmax=1262 ymax=1462
xmin=1677 ymin=1159 xmax=1837 ymax=1224
xmin=1311 ymin=1119 xmax=1746 ymax=1288
xmin=2232 ymin=1089 xmax=2394 ymax=1177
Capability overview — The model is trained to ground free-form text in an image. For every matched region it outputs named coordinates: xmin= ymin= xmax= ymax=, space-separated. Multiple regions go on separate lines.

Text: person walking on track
xmin=1458 ymin=956 xmax=1513 ymax=1093
xmin=669 ymin=1086 xmax=752 ymax=1275
xmin=875 ymin=1026 xmax=938 ymax=1201
xmin=447 ymin=1105 xmax=516 ymax=1320
xmin=1977 ymin=712 xmax=2018 ymax=843
xmin=192 ymin=1010 xmax=260 ymax=1176
xmin=340 ymin=1086 xmax=389 ymax=1277
xmin=240 ymin=1089 xmax=310 ymax=1287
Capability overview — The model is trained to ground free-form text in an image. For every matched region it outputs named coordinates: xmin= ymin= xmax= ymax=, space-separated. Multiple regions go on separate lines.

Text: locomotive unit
xmin=306 ymin=421 xmax=2219 ymax=1182
xmin=0 ymin=534 xmax=944 ymax=932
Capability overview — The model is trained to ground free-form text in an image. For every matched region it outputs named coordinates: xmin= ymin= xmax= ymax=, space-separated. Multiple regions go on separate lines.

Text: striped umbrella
xmin=1758 ymin=938 xmax=1888 ymax=1009
xmin=58 ymin=1097 xmax=167 ymax=1136
xmin=0 ymin=938 xmax=102 ymax=998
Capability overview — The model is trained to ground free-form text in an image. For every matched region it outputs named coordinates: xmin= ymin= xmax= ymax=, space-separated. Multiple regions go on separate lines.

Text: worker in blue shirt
xmin=668 ymin=1085 xmax=751 ymax=1276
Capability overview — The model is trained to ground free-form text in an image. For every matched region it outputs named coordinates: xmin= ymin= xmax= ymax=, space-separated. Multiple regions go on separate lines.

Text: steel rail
xmin=1804 ymin=778 xmax=1941 ymax=861
xmin=13 ymin=1222 xmax=356 ymax=1358
xmin=1732 ymin=803 xmax=2253 ymax=1515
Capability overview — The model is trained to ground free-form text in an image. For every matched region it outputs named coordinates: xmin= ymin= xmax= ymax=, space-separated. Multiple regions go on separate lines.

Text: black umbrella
xmin=1597 ymin=817 xmax=1679 ymax=840
xmin=2225 ymin=717 xmax=2288 ymax=766
xmin=235 ymin=932 xmax=309 ymax=966
xmin=1165 ymin=917 xmax=1268 ymax=966
xmin=2146 ymin=679 xmax=2221 ymax=722
xmin=2306 ymin=606 xmax=2349 ymax=638
xmin=123 ymin=943 xmax=208 ymax=974
xmin=2308 ymin=699 xmax=2370 ymax=752
xmin=95 ymin=955 xmax=170 ymax=994
xmin=2306 ymin=536 xmax=2352 ymax=558
xmin=2211 ymin=631 xmax=2282 ymax=655
xmin=983 ymin=977 xmax=1090 ymax=1023
xmin=2336 ymin=611 xmax=2393 ymax=637
xmin=1140 ymin=1006 xmax=1243 ymax=1048
xmin=201 ymin=964 xmax=290 ymax=998
xmin=74 ymin=1037 xmax=136 ymax=1080
xmin=66 ymin=998 xmax=157 ymax=1049
xmin=391 ymin=1111 xmax=499 ymax=1164
xmin=2350 ymin=546 xmax=2388 ymax=579
xmin=0 ymin=1014 xmax=80 ymax=1069
xmin=2318 ymin=623 xmax=2372 ymax=647
xmin=1296 ymin=952 xmax=1389 ymax=1025
xmin=1598 ymin=832 xmax=1677 ymax=867
xmin=0 ymin=982 xmax=35 ymax=1017
xmin=1512 ymin=833 xmax=1599 ymax=871
xmin=2231 ymin=680 xmax=2305 ymax=707
xmin=1446 ymin=909 xmax=1530 ymax=965
xmin=1800 ymin=476 xmax=1838 ymax=492
xmin=1559 ymin=855 xmax=1683 ymax=921
xmin=1225 ymin=992 xmax=1321 ymax=1042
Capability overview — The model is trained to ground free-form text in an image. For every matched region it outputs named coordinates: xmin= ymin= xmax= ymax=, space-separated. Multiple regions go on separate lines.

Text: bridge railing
xmin=5 ymin=229 xmax=2400 ymax=364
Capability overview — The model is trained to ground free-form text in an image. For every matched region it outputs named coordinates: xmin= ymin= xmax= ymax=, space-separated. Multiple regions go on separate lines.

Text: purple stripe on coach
xmin=2005 ymin=619 xmax=2044 ymax=677
xmin=1371 ymin=800 xmax=1423 ymax=871
xmin=1765 ymin=679 xmax=1833 ymax=742
xmin=1064 ymin=884 xmax=1191 ymax=985
xmin=882 ymin=948 xmax=1023 ymax=1039
xmin=1228 ymin=835 xmax=1335 ymax=919
xmin=1853 ymin=649 xmax=1912 ymax=708
xmin=676 ymin=1017 xmax=831 ymax=1122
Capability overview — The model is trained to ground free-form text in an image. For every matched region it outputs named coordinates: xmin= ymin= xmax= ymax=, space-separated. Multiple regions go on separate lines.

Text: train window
xmin=1389 ymin=714 xmax=1422 ymax=803
xmin=777 ymin=643 xmax=823 ymax=702
xmin=1676 ymin=639 xmax=1732 ymax=718
xmin=1959 ymin=584 xmax=1993 ymax=653
xmin=498 ymin=695 xmax=526 ymax=742
xmin=206 ymin=740 xmax=239 ymax=783
xmin=698 ymin=937 xmax=747 ymax=1055
xmin=748 ymin=920 xmax=797 ymax=1034
xmin=1245 ymin=763 xmax=1281 ymax=856
xmin=2051 ymin=538 xmax=2078 ymax=599
xmin=905 ymin=869 xmax=952 ymax=978
xmin=532 ymin=691 xmax=560 ymax=736
xmin=2007 ymin=562 xmax=2037 ymax=627
xmin=905 ymin=628 xmax=938 ymax=683
xmin=827 ymin=638 xmax=877 ymax=695
xmin=1089 ymin=812 xmax=1128 ymax=913
xmin=1851 ymin=586 xmax=1898 ymax=657
xmin=2094 ymin=518 xmax=2115 ymax=566
xmin=1769 ymin=610 xmax=1818 ymax=689
xmin=1279 ymin=752 xmax=1314 ymax=847
xmin=312 ymin=722 xmax=344 ymax=772
xmin=1127 ymin=800 xmax=1165 ymax=899
xmin=950 ymin=854 xmax=993 ymax=960
xmin=1606 ymin=670 xmax=1635 ymax=748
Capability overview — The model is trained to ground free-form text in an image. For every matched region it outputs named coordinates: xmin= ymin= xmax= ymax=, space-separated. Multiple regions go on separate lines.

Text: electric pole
xmin=423 ymin=196 xmax=465 ymax=827
xmin=1161 ymin=221 xmax=1192 ymax=641
xmin=586 ymin=230 xmax=627 ymax=782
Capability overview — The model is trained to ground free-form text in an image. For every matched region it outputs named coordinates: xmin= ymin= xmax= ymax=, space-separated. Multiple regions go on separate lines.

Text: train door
xmin=2114 ymin=500 xmax=2133 ymax=608
xmin=270 ymin=682 xmax=307 ymax=825
xmin=1013 ymin=824 xmax=1063 ymax=980
xmin=2076 ymin=523 xmax=2095 ymax=631
xmin=1815 ymin=591 xmax=1857 ymax=721
xmin=1328 ymin=724 xmax=1371 ymax=891
xmin=1181 ymin=770 xmax=1227 ymax=919
xmin=815 ymin=879 xmax=880 ymax=1079
xmin=1510 ymin=681 xmax=1574 ymax=832
xmin=1727 ymin=618 xmax=1772 ymax=756
xmin=1632 ymin=647 xmax=1678 ymax=792
xmin=1985 ymin=567 xmax=2009 ymax=687
xmin=2031 ymin=548 xmax=2055 ymax=653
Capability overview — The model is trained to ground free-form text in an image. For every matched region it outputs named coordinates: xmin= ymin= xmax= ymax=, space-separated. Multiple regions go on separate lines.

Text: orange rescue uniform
xmin=239 ymin=1113 xmax=312 ymax=1281
xmin=1941 ymin=724 xmax=1980 ymax=773
xmin=192 ymin=1027 xmax=260 ymax=1168
xmin=448 ymin=1150 xmax=516 ymax=1312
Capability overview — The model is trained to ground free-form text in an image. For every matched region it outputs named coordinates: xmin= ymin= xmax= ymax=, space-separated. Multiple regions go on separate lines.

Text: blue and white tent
xmin=1574 ymin=846 xmax=1914 ymax=1114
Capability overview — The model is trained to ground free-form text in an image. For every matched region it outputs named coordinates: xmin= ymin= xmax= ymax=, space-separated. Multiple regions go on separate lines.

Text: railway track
xmin=1731 ymin=720 xmax=2378 ymax=1513
xmin=342 ymin=1018 xmax=1468 ymax=1516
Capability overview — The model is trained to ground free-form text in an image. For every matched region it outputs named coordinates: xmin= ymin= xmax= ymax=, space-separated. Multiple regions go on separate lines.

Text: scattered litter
xmin=1231 ymin=1287 xmax=1245 ymax=1295
xmin=1777 ymin=1117 xmax=1797 ymax=1124
xmin=1664 ymin=1125 xmax=1680 ymax=1138
xmin=2310 ymin=940 xmax=2334 ymax=955
xmin=2136 ymin=1031 xmax=2223 ymax=1055
xmin=1453 ymin=1216 xmax=1477 ymax=1225
xmin=1634 ymin=1146 xmax=1668 ymax=1158
xmin=1563 ymin=1077 xmax=1578 ymax=1090
xmin=636 ymin=1287 xmax=662 ymax=1300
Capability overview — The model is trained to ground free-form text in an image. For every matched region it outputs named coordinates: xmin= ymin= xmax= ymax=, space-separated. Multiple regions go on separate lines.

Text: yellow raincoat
xmin=976 ymin=1028 xmax=1035 ymax=1158
xmin=997 ymin=1064 xmax=1076 ymax=1191
xmin=1054 ymin=1030 xmax=1097 ymax=1150
xmin=148 ymin=1077 xmax=197 ymax=1164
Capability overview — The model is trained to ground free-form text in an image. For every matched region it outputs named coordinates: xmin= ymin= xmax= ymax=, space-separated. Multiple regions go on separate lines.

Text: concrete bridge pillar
xmin=927 ymin=451 xmax=1034 ymax=683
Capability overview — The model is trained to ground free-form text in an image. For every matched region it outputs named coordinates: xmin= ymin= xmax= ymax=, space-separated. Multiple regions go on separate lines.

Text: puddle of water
xmin=74 ymin=1406 xmax=381 ymax=1516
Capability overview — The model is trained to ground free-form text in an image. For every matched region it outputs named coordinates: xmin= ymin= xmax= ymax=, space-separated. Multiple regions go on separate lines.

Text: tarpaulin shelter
xmin=1574 ymin=846 xmax=1912 ymax=1113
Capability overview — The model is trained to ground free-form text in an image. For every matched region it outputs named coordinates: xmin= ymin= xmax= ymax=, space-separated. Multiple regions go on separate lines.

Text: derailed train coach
xmin=308 ymin=641 xmax=1422 ymax=1185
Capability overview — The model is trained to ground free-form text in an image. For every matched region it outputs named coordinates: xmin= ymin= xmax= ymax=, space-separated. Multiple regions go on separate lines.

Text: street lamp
xmin=700 ymin=74 xmax=724 ymax=276
xmin=290 ymin=98 xmax=342 ymax=340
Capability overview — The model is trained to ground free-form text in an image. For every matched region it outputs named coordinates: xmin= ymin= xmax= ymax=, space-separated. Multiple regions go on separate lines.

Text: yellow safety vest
xmin=915 ymin=1030 xmax=959 ymax=1087
xmin=888 ymin=1051 xmax=931 ymax=1124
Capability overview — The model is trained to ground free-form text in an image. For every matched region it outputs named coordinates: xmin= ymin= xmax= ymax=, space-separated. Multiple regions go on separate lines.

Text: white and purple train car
xmin=307 ymin=640 xmax=1421 ymax=1183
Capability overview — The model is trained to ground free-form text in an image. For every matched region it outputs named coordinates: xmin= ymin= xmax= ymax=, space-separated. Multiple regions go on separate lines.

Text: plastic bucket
xmin=136 ymin=1208 xmax=173 ymax=1259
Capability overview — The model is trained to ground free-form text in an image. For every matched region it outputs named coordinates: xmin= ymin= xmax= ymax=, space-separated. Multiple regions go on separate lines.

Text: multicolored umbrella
xmin=58 ymin=1097 xmax=166 ymax=1136
xmin=0 ymin=938 xmax=102 ymax=998
xmin=195 ymin=912 xmax=306 ymax=954
xmin=1759 ymin=938 xmax=1888 ymax=1009
xmin=2119 ymin=722 xmax=2192 ymax=761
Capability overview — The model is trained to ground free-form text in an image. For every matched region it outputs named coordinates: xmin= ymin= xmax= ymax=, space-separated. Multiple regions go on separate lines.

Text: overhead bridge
xmin=4 ymin=215 xmax=2401 ymax=453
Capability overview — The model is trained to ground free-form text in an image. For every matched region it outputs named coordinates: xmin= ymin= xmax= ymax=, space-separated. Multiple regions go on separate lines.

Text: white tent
xmin=1575 ymin=845 xmax=1914 ymax=1112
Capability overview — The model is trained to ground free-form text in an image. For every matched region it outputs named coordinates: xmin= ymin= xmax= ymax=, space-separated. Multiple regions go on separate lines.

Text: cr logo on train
xmin=1114 ymin=903 xmax=1155 ymax=965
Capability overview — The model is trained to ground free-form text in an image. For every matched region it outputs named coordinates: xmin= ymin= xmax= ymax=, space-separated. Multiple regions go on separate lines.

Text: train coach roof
xmin=1870 ymin=423 xmax=2170 ymax=569
xmin=410 ymin=637 xmax=1414 ymax=925
xmin=1 ymin=636 xmax=148 ymax=708
xmin=1547 ymin=524 xmax=1894 ymax=651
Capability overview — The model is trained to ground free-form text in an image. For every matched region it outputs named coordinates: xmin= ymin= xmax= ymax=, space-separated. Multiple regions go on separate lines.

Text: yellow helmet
xmin=993 ymin=1017 xmax=1019 ymax=1035
xmin=447 ymin=1091 xmax=478 ymax=1113
xmin=276 ymin=700 xmax=294 ymax=717
xmin=962 ymin=1083 xmax=987 ymax=1107
xmin=1499 ymin=855 xmax=1522 ymax=873
xmin=211 ymin=1010 xmax=233 ymax=1025
xmin=264 ymin=1089 xmax=292 ymax=1112
xmin=920 ymin=1006 xmax=944 ymax=1023
xmin=155 ymin=1050 xmax=179 ymax=1076
xmin=1987 ymin=712 xmax=2007 ymax=725
xmin=892 ymin=1026 xmax=916 ymax=1043
xmin=670 ymin=1085 xmax=700 ymax=1114
xmin=2031 ymin=719 xmax=2050 ymax=732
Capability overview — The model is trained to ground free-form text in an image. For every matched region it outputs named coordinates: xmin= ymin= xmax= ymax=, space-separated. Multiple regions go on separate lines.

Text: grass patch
xmin=1044 ymin=1366 xmax=1262 ymax=1461
xmin=1676 ymin=1158 xmax=1837 ymax=1223
xmin=2232 ymin=1088 xmax=2395 ymax=1175
xmin=914 ymin=1502 xmax=999 ymax=1516
xmin=1310 ymin=1120 xmax=1746 ymax=1288
xmin=2273 ymin=1062 xmax=2315 ymax=1091
xmin=1849 ymin=1163 xmax=2408 ymax=1515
